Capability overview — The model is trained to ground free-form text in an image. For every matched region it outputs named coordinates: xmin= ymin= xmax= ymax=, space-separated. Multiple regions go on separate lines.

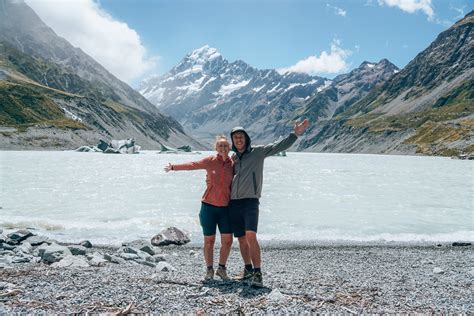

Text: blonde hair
xmin=215 ymin=135 xmax=230 ymax=149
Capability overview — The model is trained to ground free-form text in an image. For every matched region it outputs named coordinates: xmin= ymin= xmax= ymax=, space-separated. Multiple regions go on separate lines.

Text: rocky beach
xmin=0 ymin=228 xmax=472 ymax=314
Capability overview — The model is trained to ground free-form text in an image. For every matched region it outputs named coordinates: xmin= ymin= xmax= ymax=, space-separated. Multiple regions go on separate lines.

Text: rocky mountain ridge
xmin=0 ymin=0 xmax=202 ymax=150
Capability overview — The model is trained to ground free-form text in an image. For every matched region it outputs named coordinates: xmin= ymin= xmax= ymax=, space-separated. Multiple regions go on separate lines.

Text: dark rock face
xmin=151 ymin=227 xmax=190 ymax=246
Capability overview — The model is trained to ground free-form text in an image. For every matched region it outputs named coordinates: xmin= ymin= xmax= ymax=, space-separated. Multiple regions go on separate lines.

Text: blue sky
xmin=27 ymin=0 xmax=472 ymax=86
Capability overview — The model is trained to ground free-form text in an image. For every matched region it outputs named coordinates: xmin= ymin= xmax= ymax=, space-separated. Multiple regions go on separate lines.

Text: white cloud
xmin=25 ymin=0 xmax=158 ymax=84
xmin=278 ymin=39 xmax=351 ymax=76
xmin=377 ymin=0 xmax=434 ymax=20
xmin=326 ymin=4 xmax=347 ymax=17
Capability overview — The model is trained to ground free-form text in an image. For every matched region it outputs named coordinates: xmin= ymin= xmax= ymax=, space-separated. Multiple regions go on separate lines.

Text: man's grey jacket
xmin=230 ymin=127 xmax=297 ymax=200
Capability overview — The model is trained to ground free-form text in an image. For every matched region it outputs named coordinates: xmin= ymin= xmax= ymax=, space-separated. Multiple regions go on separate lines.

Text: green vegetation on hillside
xmin=0 ymin=81 xmax=87 ymax=130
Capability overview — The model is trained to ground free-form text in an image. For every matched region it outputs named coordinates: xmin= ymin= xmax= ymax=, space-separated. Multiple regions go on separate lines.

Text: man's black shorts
xmin=229 ymin=198 xmax=259 ymax=238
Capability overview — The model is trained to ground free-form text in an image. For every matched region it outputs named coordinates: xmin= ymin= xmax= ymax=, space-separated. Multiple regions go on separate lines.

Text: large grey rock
xmin=151 ymin=227 xmax=190 ymax=246
xmin=122 ymin=240 xmax=157 ymax=255
xmin=67 ymin=245 xmax=87 ymax=256
xmin=79 ymin=240 xmax=93 ymax=248
xmin=156 ymin=262 xmax=176 ymax=272
xmin=41 ymin=244 xmax=72 ymax=264
xmin=24 ymin=235 xmax=52 ymax=246
xmin=7 ymin=229 xmax=34 ymax=243
xmin=0 ymin=243 xmax=16 ymax=251
xmin=51 ymin=255 xmax=90 ymax=268
xmin=117 ymin=252 xmax=140 ymax=261
xmin=16 ymin=242 xmax=33 ymax=254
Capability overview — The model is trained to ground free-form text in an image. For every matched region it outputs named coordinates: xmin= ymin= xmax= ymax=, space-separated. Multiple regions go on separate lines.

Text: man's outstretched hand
xmin=294 ymin=119 xmax=309 ymax=136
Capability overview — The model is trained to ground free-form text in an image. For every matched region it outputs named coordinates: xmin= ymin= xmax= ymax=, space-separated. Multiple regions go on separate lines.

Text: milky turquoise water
xmin=1 ymin=151 xmax=472 ymax=245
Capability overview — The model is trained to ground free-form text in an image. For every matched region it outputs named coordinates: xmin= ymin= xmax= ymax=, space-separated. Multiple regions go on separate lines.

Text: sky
xmin=26 ymin=0 xmax=473 ymax=87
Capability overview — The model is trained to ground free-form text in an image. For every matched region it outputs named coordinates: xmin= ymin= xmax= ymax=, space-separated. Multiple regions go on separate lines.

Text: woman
xmin=164 ymin=136 xmax=233 ymax=281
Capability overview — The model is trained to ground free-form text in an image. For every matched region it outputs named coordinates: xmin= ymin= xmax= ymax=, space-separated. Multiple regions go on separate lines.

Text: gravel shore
xmin=1 ymin=242 xmax=472 ymax=314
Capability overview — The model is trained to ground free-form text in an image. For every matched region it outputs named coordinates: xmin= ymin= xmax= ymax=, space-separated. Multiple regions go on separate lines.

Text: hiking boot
xmin=251 ymin=271 xmax=263 ymax=288
xmin=215 ymin=266 xmax=230 ymax=280
xmin=234 ymin=268 xmax=253 ymax=281
xmin=204 ymin=268 xmax=214 ymax=281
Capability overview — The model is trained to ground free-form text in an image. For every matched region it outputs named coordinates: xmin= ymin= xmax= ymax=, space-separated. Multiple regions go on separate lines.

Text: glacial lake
xmin=1 ymin=151 xmax=472 ymax=246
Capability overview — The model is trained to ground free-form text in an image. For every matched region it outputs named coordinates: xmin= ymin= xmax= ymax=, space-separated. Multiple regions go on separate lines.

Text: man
xmin=229 ymin=119 xmax=309 ymax=287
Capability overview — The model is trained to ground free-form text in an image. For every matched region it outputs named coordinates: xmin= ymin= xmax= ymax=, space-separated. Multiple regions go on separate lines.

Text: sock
xmin=254 ymin=267 xmax=261 ymax=273
xmin=218 ymin=263 xmax=226 ymax=269
xmin=207 ymin=265 xmax=213 ymax=270
xmin=245 ymin=264 xmax=253 ymax=272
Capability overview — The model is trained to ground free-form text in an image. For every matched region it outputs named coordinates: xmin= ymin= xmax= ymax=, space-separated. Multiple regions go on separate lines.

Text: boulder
xmin=151 ymin=227 xmax=190 ymax=246
xmin=51 ymin=255 xmax=90 ymax=268
xmin=16 ymin=242 xmax=33 ymax=254
xmin=79 ymin=240 xmax=93 ymax=248
xmin=24 ymin=235 xmax=52 ymax=246
xmin=67 ymin=245 xmax=87 ymax=256
xmin=41 ymin=243 xmax=72 ymax=264
xmin=7 ymin=229 xmax=34 ymax=243
xmin=0 ymin=243 xmax=16 ymax=251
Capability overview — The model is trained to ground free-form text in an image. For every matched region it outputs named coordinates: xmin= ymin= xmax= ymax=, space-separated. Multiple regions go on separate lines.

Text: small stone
xmin=88 ymin=252 xmax=108 ymax=267
xmin=156 ymin=262 xmax=176 ymax=272
xmin=135 ymin=259 xmax=156 ymax=268
xmin=122 ymin=240 xmax=156 ymax=255
xmin=152 ymin=254 xmax=167 ymax=262
xmin=51 ymin=255 xmax=90 ymax=268
xmin=103 ymin=253 xmax=126 ymax=264
xmin=117 ymin=253 xmax=140 ymax=261
xmin=268 ymin=289 xmax=287 ymax=304
xmin=189 ymin=250 xmax=196 ymax=256
xmin=452 ymin=242 xmax=471 ymax=247
xmin=433 ymin=267 xmax=444 ymax=274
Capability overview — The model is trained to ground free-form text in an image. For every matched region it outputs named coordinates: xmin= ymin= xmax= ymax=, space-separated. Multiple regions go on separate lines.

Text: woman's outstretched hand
xmin=294 ymin=119 xmax=310 ymax=136
xmin=164 ymin=163 xmax=173 ymax=172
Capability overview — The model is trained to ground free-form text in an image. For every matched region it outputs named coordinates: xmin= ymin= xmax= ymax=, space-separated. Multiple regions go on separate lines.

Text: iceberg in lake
xmin=76 ymin=139 xmax=140 ymax=154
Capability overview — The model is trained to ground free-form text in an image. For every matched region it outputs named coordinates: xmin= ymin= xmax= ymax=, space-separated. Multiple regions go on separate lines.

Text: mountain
xmin=140 ymin=45 xmax=329 ymax=144
xmin=0 ymin=0 xmax=202 ymax=150
xmin=299 ymin=11 xmax=473 ymax=156
xmin=296 ymin=59 xmax=399 ymax=122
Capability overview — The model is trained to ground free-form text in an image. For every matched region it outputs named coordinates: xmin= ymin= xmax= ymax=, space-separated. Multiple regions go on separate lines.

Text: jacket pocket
xmin=252 ymin=172 xmax=257 ymax=195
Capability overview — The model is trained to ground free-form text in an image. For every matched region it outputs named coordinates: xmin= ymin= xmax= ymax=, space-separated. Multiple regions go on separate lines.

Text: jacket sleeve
xmin=261 ymin=132 xmax=298 ymax=157
xmin=172 ymin=157 xmax=210 ymax=171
